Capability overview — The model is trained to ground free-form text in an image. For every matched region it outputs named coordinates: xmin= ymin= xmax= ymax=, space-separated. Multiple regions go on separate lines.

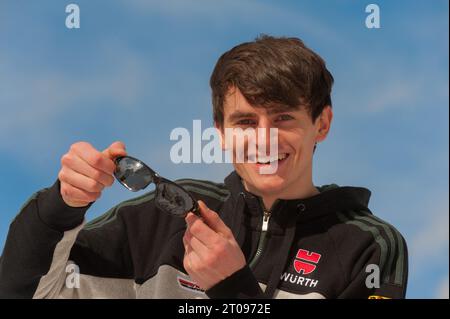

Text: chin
xmin=248 ymin=173 xmax=288 ymax=195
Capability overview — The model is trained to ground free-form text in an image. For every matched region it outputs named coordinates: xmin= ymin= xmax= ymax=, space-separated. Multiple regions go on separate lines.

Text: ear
xmin=214 ymin=122 xmax=226 ymax=150
xmin=315 ymin=106 xmax=333 ymax=143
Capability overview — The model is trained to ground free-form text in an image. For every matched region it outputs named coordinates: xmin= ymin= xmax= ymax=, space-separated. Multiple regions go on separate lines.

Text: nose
xmin=256 ymin=117 xmax=277 ymax=154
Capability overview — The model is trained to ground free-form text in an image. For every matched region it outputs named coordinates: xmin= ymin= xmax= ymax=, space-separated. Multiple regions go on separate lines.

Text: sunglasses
xmin=113 ymin=156 xmax=199 ymax=217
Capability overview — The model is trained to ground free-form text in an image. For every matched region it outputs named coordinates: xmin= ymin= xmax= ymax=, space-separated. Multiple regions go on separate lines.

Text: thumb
xmin=197 ymin=200 xmax=231 ymax=238
xmin=102 ymin=141 xmax=127 ymax=160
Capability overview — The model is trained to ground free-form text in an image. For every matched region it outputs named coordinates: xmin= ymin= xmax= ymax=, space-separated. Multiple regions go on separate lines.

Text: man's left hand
xmin=183 ymin=200 xmax=246 ymax=290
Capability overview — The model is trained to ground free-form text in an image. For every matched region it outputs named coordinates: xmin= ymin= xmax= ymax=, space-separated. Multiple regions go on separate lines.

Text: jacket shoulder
xmin=330 ymin=210 xmax=408 ymax=287
xmin=84 ymin=178 xmax=231 ymax=230
xmin=83 ymin=189 xmax=158 ymax=230
xmin=175 ymin=178 xmax=230 ymax=203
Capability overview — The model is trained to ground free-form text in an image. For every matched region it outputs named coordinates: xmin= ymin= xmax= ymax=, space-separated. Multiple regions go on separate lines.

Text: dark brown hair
xmin=210 ymin=35 xmax=334 ymax=127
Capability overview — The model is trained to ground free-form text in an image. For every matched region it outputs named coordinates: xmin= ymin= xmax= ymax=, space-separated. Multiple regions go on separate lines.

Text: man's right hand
xmin=58 ymin=141 xmax=127 ymax=207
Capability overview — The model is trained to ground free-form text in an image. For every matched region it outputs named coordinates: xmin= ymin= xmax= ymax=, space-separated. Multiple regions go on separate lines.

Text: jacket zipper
xmin=248 ymin=199 xmax=278 ymax=269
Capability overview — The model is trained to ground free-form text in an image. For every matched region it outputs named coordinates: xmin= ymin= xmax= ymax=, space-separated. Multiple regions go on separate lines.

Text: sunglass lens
xmin=114 ymin=157 xmax=153 ymax=191
xmin=155 ymin=182 xmax=195 ymax=217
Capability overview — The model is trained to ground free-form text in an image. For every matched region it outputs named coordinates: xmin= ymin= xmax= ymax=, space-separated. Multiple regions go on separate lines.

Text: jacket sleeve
xmin=0 ymin=180 xmax=134 ymax=299
xmin=205 ymin=265 xmax=265 ymax=299
xmin=337 ymin=232 xmax=409 ymax=299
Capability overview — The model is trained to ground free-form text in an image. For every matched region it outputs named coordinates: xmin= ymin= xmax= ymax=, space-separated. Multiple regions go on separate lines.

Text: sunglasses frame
xmin=114 ymin=156 xmax=199 ymax=217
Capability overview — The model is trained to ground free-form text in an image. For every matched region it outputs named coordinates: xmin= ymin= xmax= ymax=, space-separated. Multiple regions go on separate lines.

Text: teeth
xmin=255 ymin=153 xmax=288 ymax=164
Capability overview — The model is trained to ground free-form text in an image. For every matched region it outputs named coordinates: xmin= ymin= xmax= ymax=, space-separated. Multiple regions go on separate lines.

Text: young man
xmin=0 ymin=35 xmax=408 ymax=299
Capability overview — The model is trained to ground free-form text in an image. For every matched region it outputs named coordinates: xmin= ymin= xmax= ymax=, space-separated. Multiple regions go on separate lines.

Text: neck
xmin=243 ymin=175 xmax=320 ymax=211
xmin=260 ymin=183 xmax=319 ymax=210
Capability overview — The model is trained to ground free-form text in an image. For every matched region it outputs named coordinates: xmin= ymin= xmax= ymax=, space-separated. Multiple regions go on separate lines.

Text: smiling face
xmin=217 ymin=87 xmax=332 ymax=204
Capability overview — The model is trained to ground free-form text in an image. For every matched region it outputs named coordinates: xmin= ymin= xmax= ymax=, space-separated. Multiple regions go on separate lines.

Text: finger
xmin=184 ymin=229 xmax=210 ymax=259
xmin=182 ymin=240 xmax=193 ymax=272
xmin=59 ymin=167 xmax=105 ymax=193
xmin=183 ymin=246 xmax=216 ymax=281
xmin=185 ymin=213 xmax=221 ymax=248
xmin=102 ymin=141 xmax=127 ymax=160
xmin=183 ymin=231 xmax=203 ymax=264
xmin=183 ymin=238 xmax=224 ymax=288
xmin=62 ymin=153 xmax=114 ymax=187
xmin=197 ymin=201 xmax=232 ymax=238
xmin=183 ymin=233 xmax=191 ymax=254
xmin=182 ymin=236 xmax=223 ymax=289
xmin=183 ymin=240 xmax=202 ymax=269
xmin=72 ymin=142 xmax=116 ymax=175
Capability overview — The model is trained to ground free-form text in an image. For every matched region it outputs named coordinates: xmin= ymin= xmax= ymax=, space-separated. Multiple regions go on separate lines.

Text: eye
xmin=276 ymin=114 xmax=294 ymax=121
xmin=236 ymin=119 xmax=256 ymax=126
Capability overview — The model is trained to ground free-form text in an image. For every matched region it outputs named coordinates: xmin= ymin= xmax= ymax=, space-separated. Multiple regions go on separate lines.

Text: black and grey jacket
xmin=0 ymin=171 xmax=408 ymax=299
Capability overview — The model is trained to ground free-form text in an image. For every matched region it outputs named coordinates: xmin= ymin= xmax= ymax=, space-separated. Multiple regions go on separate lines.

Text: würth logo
xmin=293 ymin=249 xmax=321 ymax=275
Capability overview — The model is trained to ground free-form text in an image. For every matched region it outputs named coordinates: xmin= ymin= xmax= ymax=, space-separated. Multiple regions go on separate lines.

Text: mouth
xmin=250 ymin=153 xmax=290 ymax=166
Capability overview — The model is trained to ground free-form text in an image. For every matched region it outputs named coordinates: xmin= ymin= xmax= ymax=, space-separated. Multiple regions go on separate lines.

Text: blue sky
xmin=0 ymin=0 xmax=448 ymax=298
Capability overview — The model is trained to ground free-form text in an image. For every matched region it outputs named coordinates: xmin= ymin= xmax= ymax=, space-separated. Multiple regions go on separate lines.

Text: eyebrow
xmin=227 ymin=111 xmax=258 ymax=123
xmin=227 ymin=106 xmax=297 ymax=122
xmin=266 ymin=105 xmax=297 ymax=115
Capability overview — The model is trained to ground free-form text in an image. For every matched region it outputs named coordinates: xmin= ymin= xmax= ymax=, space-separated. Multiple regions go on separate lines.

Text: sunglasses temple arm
xmin=151 ymin=172 xmax=163 ymax=184
xmin=191 ymin=201 xmax=201 ymax=216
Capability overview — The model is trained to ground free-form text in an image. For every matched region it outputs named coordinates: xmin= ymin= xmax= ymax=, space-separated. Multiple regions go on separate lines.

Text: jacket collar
xmin=224 ymin=170 xmax=372 ymax=229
